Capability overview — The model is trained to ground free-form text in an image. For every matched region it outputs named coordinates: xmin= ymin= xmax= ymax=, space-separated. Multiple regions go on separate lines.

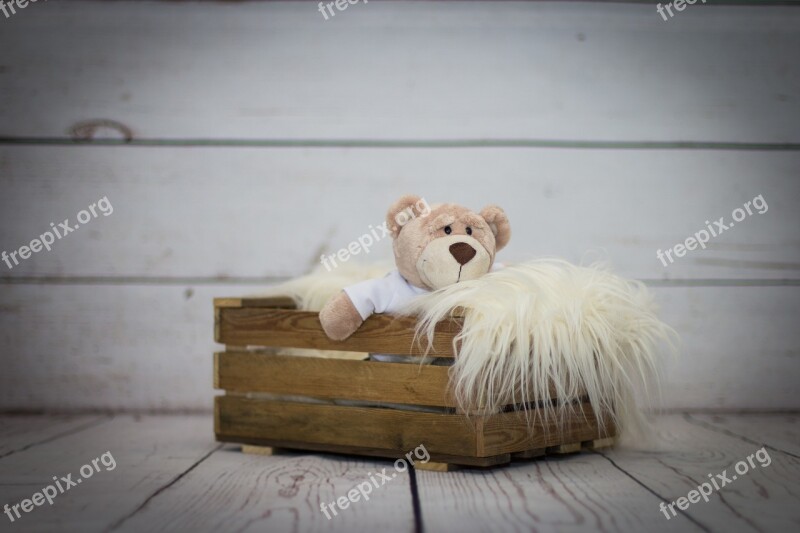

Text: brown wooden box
xmin=214 ymin=297 xmax=615 ymax=469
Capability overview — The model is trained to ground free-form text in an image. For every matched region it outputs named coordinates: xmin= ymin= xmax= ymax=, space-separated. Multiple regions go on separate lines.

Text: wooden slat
xmin=215 ymin=396 xmax=478 ymax=458
xmin=215 ymin=351 xmax=455 ymax=407
xmin=215 ymin=349 xmax=570 ymax=408
xmin=601 ymin=415 xmax=800 ymax=532
xmin=0 ymin=415 xmax=217 ymax=532
xmin=3 ymin=284 xmax=799 ymax=412
xmin=689 ymin=413 xmax=800 ymax=457
xmin=415 ymin=443 xmax=702 ymax=532
xmin=0 ymin=415 xmax=106 ymax=457
xmin=115 ymin=442 xmax=417 ymax=533
xmin=215 ymin=396 xmax=610 ymax=461
xmin=479 ymin=404 xmax=612 ymax=456
xmin=2 ymin=146 xmax=799 ymax=281
xmin=1 ymin=2 xmax=799 ymax=143
xmin=2 ymin=148 xmax=799 ymax=283
xmin=215 ymin=307 xmax=458 ymax=356
xmin=213 ymin=297 xmax=297 ymax=309
xmin=233 ymin=439 xmax=510 ymax=469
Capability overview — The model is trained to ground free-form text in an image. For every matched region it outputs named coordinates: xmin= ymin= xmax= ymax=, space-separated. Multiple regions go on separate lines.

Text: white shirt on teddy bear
xmin=344 ymin=264 xmax=504 ymax=321
xmin=344 ymin=266 xmax=501 ymax=365
xmin=343 ymin=269 xmax=429 ymax=320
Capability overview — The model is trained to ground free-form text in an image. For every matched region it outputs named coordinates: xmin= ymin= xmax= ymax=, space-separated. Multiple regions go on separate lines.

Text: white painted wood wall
xmin=0 ymin=1 xmax=798 ymax=412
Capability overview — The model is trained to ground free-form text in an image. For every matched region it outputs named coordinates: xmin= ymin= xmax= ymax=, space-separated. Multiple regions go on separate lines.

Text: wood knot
xmin=69 ymin=119 xmax=133 ymax=143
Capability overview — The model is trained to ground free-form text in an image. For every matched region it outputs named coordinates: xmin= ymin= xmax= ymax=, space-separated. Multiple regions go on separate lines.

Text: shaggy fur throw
xmin=263 ymin=260 xmax=676 ymax=437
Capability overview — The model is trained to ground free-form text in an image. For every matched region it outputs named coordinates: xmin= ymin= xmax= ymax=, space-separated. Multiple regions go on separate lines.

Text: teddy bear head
xmin=386 ymin=195 xmax=511 ymax=290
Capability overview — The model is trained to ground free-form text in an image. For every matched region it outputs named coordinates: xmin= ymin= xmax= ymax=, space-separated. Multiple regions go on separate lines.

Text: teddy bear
xmin=319 ymin=195 xmax=511 ymax=341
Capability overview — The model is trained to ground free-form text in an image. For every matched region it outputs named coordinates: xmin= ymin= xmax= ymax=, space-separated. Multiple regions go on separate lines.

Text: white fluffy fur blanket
xmin=263 ymin=260 xmax=676 ymax=437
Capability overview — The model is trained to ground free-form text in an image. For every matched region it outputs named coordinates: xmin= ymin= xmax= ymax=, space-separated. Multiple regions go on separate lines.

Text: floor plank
xmin=688 ymin=413 xmax=800 ymax=458
xmin=0 ymin=415 xmax=106 ymax=458
xmin=0 ymin=415 xmax=216 ymax=532
xmin=599 ymin=414 xmax=800 ymax=532
xmin=116 ymin=446 xmax=416 ymax=533
xmin=0 ymin=414 xmax=797 ymax=532
xmin=415 ymin=452 xmax=700 ymax=533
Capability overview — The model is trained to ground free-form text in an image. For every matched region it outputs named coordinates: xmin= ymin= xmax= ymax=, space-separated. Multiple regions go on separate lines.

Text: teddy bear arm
xmin=319 ymin=291 xmax=365 ymax=341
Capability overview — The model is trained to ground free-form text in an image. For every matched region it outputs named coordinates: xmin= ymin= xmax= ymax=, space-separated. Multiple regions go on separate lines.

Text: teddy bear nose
xmin=449 ymin=242 xmax=477 ymax=265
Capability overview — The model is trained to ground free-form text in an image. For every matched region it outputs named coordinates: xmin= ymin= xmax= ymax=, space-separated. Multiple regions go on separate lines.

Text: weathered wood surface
xmin=0 ymin=415 xmax=107 ymax=458
xmin=0 ymin=2 xmax=798 ymax=143
xmin=216 ymin=307 xmax=457 ymax=356
xmin=117 ymin=445 xmax=417 ymax=533
xmin=1 ymin=146 xmax=798 ymax=281
xmin=0 ymin=415 xmax=218 ymax=532
xmin=479 ymin=404 xmax=609 ymax=456
xmin=215 ymin=351 xmax=456 ymax=406
xmin=215 ymin=395 xmax=607 ymax=465
xmin=1 ymin=284 xmax=798 ymax=412
xmin=0 ymin=1 xmax=797 ymax=415
xmin=215 ymin=396 xmax=481 ymax=458
xmin=0 ymin=414 xmax=797 ymax=532
xmin=599 ymin=414 xmax=800 ymax=532
xmin=214 ymin=348 xmax=563 ymax=407
xmin=214 ymin=296 xmax=297 ymax=309
xmin=415 ymin=452 xmax=703 ymax=533
xmin=689 ymin=413 xmax=800 ymax=457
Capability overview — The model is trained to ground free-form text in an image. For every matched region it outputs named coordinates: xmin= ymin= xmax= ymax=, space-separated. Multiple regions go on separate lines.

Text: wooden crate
xmin=214 ymin=297 xmax=615 ymax=469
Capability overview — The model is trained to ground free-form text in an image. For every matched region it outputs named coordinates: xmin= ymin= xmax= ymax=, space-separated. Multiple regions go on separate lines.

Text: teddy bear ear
xmin=386 ymin=194 xmax=423 ymax=238
xmin=479 ymin=205 xmax=511 ymax=251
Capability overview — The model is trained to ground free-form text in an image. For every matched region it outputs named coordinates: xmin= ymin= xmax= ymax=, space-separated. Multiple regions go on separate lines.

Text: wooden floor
xmin=0 ymin=414 xmax=797 ymax=533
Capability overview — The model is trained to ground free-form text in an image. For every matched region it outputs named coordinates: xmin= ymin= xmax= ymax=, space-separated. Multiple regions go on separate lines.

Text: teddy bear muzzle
xmin=449 ymin=242 xmax=477 ymax=265
xmin=416 ymin=235 xmax=492 ymax=290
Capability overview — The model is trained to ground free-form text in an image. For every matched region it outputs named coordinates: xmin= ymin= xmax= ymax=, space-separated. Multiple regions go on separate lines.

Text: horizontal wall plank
xmin=1 ymin=146 xmax=797 ymax=281
xmin=0 ymin=2 xmax=798 ymax=143
xmin=656 ymin=286 xmax=800 ymax=410
xmin=0 ymin=284 xmax=797 ymax=412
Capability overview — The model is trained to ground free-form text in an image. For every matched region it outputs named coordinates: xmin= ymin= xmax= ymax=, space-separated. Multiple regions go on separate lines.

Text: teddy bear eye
xmin=444 ymin=226 xmax=452 ymax=235
xmin=466 ymin=227 xmax=473 ymax=236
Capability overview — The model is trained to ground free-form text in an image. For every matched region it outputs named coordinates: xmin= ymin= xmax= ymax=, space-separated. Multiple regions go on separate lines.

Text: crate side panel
xmin=215 ymin=396 xmax=478 ymax=456
xmin=216 ymin=351 xmax=455 ymax=407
